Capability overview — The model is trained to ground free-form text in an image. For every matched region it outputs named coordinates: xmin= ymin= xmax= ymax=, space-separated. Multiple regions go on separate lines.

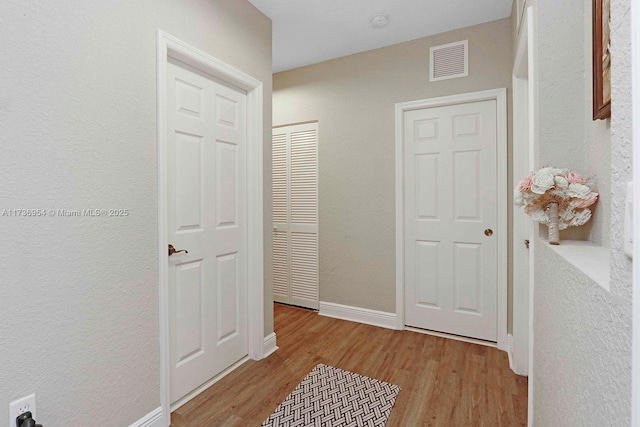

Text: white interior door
xmin=404 ymin=99 xmax=498 ymax=342
xmin=166 ymin=59 xmax=248 ymax=404
xmin=272 ymin=123 xmax=319 ymax=310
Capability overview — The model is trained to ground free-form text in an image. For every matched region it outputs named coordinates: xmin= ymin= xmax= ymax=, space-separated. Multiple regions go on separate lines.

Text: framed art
xmin=593 ymin=0 xmax=611 ymax=120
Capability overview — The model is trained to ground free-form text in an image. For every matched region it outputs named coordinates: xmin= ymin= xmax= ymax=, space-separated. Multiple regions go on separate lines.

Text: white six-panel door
xmin=166 ymin=60 xmax=248 ymax=404
xmin=272 ymin=123 xmax=319 ymax=310
xmin=404 ymin=99 xmax=498 ymax=342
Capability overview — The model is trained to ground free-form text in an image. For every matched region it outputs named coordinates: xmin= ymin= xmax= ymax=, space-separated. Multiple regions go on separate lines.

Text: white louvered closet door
xmin=272 ymin=123 xmax=319 ymax=309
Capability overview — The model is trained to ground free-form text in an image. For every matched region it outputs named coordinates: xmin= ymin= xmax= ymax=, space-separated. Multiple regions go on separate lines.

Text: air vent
xmin=430 ymin=40 xmax=468 ymax=82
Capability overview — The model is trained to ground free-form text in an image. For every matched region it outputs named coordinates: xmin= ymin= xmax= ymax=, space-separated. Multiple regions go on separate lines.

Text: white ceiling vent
xmin=430 ymin=40 xmax=468 ymax=82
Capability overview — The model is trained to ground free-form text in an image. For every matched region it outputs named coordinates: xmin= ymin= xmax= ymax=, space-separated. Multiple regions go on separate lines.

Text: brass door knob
xmin=168 ymin=244 xmax=188 ymax=256
xmin=484 ymin=229 xmax=493 ymax=237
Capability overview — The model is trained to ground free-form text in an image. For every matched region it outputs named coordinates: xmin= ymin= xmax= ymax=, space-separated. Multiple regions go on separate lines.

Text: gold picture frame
xmin=593 ymin=0 xmax=611 ymax=120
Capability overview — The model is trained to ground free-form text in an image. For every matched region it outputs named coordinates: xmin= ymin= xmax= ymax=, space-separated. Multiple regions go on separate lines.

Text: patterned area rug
xmin=261 ymin=364 xmax=401 ymax=427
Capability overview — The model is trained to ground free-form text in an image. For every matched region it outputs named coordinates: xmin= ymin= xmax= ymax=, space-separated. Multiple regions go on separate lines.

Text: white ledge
xmin=545 ymin=240 xmax=611 ymax=291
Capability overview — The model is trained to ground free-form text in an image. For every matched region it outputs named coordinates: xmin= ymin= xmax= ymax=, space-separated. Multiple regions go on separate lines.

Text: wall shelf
xmin=545 ymin=240 xmax=611 ymax=291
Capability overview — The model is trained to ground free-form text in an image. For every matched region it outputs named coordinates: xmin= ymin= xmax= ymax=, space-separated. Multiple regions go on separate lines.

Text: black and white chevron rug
xmin=261 ymin=364 xmax=401 ymax=427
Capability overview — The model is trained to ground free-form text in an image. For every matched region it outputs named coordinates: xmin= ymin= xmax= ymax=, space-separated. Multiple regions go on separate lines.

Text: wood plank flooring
xmin=171 ymin=303 xmax=527 ymax=426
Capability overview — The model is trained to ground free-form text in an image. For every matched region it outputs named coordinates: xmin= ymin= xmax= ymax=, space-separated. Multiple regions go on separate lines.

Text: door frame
xmin=511 ymin=4 xmax=536 ymax=377
xmin=156 ymin=30 xmax=264 ymax=426
xmin=394 ymin=88 xmax=508 ymax=352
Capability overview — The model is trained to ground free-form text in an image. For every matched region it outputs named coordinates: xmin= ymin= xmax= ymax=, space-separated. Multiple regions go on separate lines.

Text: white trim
xmin=526 ymin=4 xmax=538 ymax=425
xmin=507 ymin=334 xmax=515 ymax=372
xmin=511 ymin=4 xmax=536 ymax=379
xmin=170 ymin=356 xmax=250 ymax=412
xmin=263 ymin=332 xmax=279 ymax=358
xmin=513 ymin=10 xmax=529 ymax=79
xmin=318 ymin=302 xmax=397 ymax=330
xmin=129 ymin=407 xmax=164 ymax=427
xmin=157 ymin=30 xmax=264 ymax=427
xmin=495 ymin=92 xmax=509 ymax=353
xmin=511 ymin=72 xmax=531 ymax=376
xmin=394 ymin=88 xmax=509 ymax=350
xmin=394 ymin=101 xmax=406 ymax=331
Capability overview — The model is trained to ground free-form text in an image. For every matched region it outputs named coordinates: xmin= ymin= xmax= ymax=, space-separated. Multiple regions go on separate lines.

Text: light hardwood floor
xmin=171 ymin=303 xmax=527 ymax=426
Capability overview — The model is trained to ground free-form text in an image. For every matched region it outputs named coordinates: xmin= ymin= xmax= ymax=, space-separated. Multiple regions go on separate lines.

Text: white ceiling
xmin=248 ymin=0 xmax=513 ymax=73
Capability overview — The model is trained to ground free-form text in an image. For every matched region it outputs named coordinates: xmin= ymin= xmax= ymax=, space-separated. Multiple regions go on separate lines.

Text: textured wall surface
xmin=582 ymin=0 xmax=612 ymax=247
xmin=608 ymin=0 xmax=633 ymax=299
xmin=273 ymin=19 xmax=513 ymax=313
xmin=533 ymin=244 xmax=632 ymax=426
xmin=581 ymin=0 xmax=612 ymax=247
xmin=0 ymin=1 xmax=272 ymax=426
xmin=532 ymin=0 xmax=632 ymax=424
xmin=536 ymin=0 xmax=612 ymax=243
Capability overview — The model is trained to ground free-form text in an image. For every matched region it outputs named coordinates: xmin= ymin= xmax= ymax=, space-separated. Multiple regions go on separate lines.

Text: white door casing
xmin=524 ymin=5 xmax=538 ymax=424
xmin=157 ymin=31 xmax=264 ymax=426
xmin=396 ymin=89 xmax=507 ymax=350
xmin=272 ymin=123 xmax=319 ymax=310
xmin=511 ymin=5 xmax=536 ymax=378
xmin=512 ymin=73 xmax=531 ymax=375
xmin=166 ymin=60 xmax=248 ymax=403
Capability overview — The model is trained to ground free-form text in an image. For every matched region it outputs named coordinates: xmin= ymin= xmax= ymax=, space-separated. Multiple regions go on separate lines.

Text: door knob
xmin=168 ymin=244 xmax=188 ymax=256
xmin=484 ymin=229 xmax=493 ymax=237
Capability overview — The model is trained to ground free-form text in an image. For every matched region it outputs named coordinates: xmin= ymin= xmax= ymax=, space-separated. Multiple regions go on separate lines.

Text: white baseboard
xmin=318 ymin=301 xmax=397 ymax=330
xmin=508 ymin=333 xmax=529 ymax=377
xmin=507 ymin=334 xmax=515 ymax=372
xmin=129 ymin=407 xmax=164 ymax=427
xmin=263 ymin=332 xmax=278 ymax=358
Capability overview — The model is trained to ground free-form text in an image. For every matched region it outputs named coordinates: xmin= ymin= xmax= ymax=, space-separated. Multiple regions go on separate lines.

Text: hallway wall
xmin=0 ymin=1 xmax=272 ymax=425
xmin=273 ymin=18 xmax=513 ymax=315
xmin=532 ymin=0 xmax=632 ymax=424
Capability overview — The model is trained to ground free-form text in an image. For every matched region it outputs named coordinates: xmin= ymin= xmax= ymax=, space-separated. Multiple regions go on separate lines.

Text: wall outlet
xmin=9 ymin=394 xmax=36 ymax=426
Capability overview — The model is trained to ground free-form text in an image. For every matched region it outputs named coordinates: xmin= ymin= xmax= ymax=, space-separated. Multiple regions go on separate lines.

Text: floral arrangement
xmin=514 ymin=167 xmax=598 ymax=229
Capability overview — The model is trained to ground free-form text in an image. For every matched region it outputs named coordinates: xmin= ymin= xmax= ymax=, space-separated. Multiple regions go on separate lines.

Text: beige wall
xmin=0 ymin=0 xmax=271 ymax=425
xmin=274 ymin=18 xmax=513 ymax=314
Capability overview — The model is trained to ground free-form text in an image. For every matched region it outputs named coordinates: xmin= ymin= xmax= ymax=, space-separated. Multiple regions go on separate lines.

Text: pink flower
xmin=517 ymin=175 xmax=533 ymax=192
xmin=576 ymin=192 xmax=599 ymax=208
xmin=565 ymin=172 xmax=585 ymax=184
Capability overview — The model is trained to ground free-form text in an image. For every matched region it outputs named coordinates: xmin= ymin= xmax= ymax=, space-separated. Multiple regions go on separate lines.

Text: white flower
xmin=560 ymin=207 xmax=575 ymax=222
xmin=554 ymin=176 xmax=569 ymax=189
xmin=531 ymin=169 xmax=555 ymax=194
xmin=550 ymin=168 xmax=566 ymax=176
xmin=515 ymin=167 xmax=597 ymax=230
xmin=569 ymin=209 xmax=592 ymax=227
xmin=567 ymin=183 xmax=591 ymax=199
xmin=549 ymin=187 xmax=566 ymax=198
